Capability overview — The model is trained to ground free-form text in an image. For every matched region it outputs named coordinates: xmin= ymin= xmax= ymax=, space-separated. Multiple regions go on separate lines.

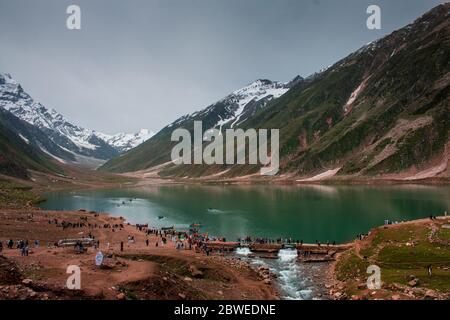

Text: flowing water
xmin=40 ymin=184 xmax=449 ymax=299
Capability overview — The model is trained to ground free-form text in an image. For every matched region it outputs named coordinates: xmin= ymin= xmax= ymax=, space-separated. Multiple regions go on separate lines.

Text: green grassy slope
xmin=101 ymin=4 xmax=449 ymax=179
xmin=0 ymin=110 xmax=64 ymax=179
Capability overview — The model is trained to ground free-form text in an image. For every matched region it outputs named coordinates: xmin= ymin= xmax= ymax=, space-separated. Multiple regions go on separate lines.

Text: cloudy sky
xmin=0 ymin=0 xmax=444 ymax=134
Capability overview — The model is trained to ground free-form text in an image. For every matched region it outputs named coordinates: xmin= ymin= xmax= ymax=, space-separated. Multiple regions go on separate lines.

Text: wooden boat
xmin=57 ymin=238 xmax=94 ymax=247
xmin=190 ymin=223 xmax=202 ymax=228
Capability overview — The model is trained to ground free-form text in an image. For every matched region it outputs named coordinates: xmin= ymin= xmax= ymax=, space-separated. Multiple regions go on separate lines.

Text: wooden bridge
xmin=203 ymin=241 xmax=353 ymax=262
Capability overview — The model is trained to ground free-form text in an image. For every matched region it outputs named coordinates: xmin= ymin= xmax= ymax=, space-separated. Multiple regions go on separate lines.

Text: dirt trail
xmin=0 ymin=208 xmax=278 ymax=300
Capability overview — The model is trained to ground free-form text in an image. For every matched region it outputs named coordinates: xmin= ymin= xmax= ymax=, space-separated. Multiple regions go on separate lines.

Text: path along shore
xmin=0 ymin=206 xmax=448 ymax=300
xmin=0 ymin=208 xmax=278 ymax=300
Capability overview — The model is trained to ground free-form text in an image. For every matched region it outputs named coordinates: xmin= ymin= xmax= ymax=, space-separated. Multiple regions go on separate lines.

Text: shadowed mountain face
xmin=104 ymin=4 xmax=449 ymax=178
xmin=0 ymin=109 xmax=64 ymax=179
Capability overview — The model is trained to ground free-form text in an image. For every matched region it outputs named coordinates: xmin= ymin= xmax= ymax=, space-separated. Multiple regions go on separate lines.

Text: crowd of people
xmin=48 ymin=217 xmax=124 ymax=232
xmin=238 ymin=236 xmax=338 ymax=247
xmin=1 ymin=212 xmax=348 ymax=261
xmin=0 ymin=239 xmax=33 ymax=256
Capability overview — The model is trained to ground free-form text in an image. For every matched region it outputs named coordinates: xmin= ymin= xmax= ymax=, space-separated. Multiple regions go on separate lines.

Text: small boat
xmin=207 ymin=208 xmax=223 ymax=214
xmin=190 ymin=223 xmax=202 ymax=228
xmin=158 ymin=215 xmax=164 ymax=220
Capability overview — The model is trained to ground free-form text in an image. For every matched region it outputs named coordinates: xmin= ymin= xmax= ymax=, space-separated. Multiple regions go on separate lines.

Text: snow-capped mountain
xmin=0 ymin=73 xmax=153 ymax=162
xmin=101 ymin=76 xmax=304 ymax=172
xmin=211 ymin=79 xmax=290 ymax=129
xmin=166 ymin=78 xmax=303 ymax=132
xmin=96 ymin=129 xmax=154 ymax=153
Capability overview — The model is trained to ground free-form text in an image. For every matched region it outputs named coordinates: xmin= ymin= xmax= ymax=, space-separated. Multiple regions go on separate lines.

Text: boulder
xmin=333 ymin=292 xmax=343 ymax=299
xmin=357 ymin=283 xmax=367 ymax=290
xmin=189 ymin=265 xmax=204 ymax=279
xmin=425 ymin=290 xmax=438 ymax=300
xmin=116 ymin=293 xmax=126 ymax=300
xmin=408 ymin=279 xmax=419 ymax=287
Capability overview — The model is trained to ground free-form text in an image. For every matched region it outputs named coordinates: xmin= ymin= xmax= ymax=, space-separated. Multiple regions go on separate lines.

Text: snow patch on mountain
xmin=18 ymin=133 xmax=30 ymax=144
xmin=165 ymin=79 xmax=293 ymax=133
xmin=226 ymin=79 xmax=289 ymax=128
xmin=96 ymin=129 xmax=154 ymax=152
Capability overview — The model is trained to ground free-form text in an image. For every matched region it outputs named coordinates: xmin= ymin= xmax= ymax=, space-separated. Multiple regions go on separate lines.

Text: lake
xmin=40 ymin=184 xmax=449 ymax=243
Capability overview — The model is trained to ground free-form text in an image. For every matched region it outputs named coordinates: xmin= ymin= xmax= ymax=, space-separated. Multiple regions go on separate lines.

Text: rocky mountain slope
xmin=101 ymin=4 xmax=449 ymax=180
xmin=102 ymin=4 xmax=450 ymax=179
xmin=100 ymin=77 xmax=305 ymax=172
xmin=244 ymin=3 xmax=449 ymax=179
xmin=0 ymin=73 xmax=153 ymax=163
xmin=0 ymin=108 xmax=64 ymax=179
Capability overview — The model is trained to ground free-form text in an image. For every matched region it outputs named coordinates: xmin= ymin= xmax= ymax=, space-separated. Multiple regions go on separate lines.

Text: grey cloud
xmin=0 ymin=0 xmax=444 ymax=133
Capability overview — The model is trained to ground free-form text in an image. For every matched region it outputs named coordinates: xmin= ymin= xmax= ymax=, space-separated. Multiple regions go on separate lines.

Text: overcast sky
xmin=0 ymin=0 xmax=445 ymax=134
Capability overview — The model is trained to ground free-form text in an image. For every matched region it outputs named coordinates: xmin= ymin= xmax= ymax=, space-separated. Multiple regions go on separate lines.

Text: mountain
xmin=100 ymin=77 xmax=305 ymax=172
xmin=95 ymin=129 xmax=154 ymax=153
xmin=0 ymin=107 xmax=75 ymax=162
xmin=0 ymin=108 xmax=64 ymax=179
xmin=103 ymin=4 xmax=450 ymax=179
xmin=167 ymin=78 xmax=301 ymax=133
xmin=0 ymin=73 xmax=153 ymax=164
xmin=241 ymin=3 xmax=450 ymax=179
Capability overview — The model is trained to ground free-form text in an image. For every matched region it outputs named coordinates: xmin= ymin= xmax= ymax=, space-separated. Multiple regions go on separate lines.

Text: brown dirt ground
xmin=0 ymin=208 xmax=278 ymax=300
